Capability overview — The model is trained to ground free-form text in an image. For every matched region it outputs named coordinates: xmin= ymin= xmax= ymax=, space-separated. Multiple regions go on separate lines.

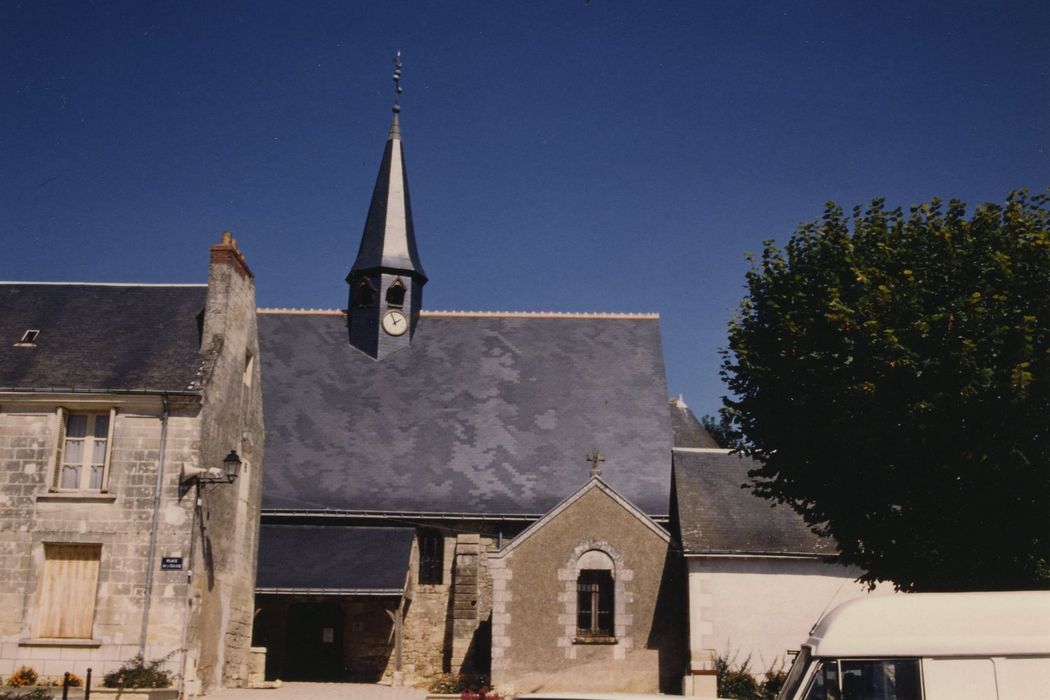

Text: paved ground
xmin=201 ymin=682 xmax=428 ymax=700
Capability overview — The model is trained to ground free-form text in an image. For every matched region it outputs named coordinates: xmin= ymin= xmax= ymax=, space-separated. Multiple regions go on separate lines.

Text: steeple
xmin=347 ymin=53 xmax=427 ymax=360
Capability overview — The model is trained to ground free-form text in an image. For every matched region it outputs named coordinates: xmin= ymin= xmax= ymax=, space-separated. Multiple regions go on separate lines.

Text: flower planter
xmin=89 ymin=690 xmax=179 ymax=700
xmin=0 ymin=688 xmax=176 ymax=700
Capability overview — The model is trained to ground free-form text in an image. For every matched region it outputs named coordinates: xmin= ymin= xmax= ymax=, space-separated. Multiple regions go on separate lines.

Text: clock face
xmin=382 ymin=310 xmax=408 ymax=336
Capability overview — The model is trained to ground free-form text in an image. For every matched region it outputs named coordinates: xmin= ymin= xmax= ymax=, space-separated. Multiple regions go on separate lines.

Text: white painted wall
xmin=686 ymin=556 xmax=891 ymax=675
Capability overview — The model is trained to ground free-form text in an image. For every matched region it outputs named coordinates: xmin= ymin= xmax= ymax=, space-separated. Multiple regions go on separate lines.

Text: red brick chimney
xmin=209 ymin=230 xmax=253 ymax=280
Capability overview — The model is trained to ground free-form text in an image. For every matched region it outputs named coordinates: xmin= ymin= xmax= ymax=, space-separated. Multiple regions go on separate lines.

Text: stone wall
xmin=0 ymin=398 xmax=198 ymax=682
xmin=184 ymin=233 xmax=265 ymax=695
xmin=393 ymin=532 xmax=453 ymax=683
xmin=0 ymin=233 xmax=264 ymax=696
xmin=489 ymin=485 xmax=686 ymax=694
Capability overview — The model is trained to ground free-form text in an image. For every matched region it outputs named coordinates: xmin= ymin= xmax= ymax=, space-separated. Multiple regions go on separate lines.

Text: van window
xmin=840 ymin=659 xmax=920 ymax=699
xmin=801 ymin=659 xmax=920 ymax=700
xmin=802 ymin=661 xmax=838 ymax=700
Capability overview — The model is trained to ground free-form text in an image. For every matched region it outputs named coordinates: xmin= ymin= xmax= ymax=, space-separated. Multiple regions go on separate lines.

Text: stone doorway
xmin=285 ymin=601 xmax=345 ymax=681
xmin=254 ymin=595 xmax=403 ymax=683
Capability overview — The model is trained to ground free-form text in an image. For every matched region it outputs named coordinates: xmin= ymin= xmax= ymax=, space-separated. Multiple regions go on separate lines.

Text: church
xmin=251 ymin=98 xmax=690 ymax=692
xmin=248 ymin=87 xmax=878 ymax=693
xmin=0 ymin=73 xmax=880 ymax=697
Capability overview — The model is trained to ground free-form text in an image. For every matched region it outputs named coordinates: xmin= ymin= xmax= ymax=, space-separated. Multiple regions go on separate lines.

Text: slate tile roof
xmin=669 ymin=398 xmax=720 ymax=448
xmin=0 ymin=283 xmax=207 ymax=394
xmin=256 ymin=524 xmax=414 ymax=593
xmin=258 ymin=311 xmax=673 ymax=515
xmin=673 ymin=449 xmax=836 ymax=556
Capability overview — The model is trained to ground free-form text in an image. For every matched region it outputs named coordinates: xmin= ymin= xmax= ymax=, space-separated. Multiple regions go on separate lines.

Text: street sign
xmin=161 ymin=557 xmax=183 ymax=571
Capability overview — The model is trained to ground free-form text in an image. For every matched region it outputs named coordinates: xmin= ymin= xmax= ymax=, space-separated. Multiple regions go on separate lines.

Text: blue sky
xmin=2 ymin=1 xmax=1047 ymax=419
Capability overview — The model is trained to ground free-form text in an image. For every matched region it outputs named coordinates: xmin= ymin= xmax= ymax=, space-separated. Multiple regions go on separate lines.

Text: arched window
xmin=576 ymin=550 xmax=614 ymax=638
xmin=386 ymin=279 xmax=406 ymax=308
xmin=354 ymin=280 xmax=375 ymax=308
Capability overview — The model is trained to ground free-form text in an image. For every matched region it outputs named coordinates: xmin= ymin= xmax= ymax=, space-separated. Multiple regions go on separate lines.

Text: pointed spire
xmin=347 ymin=53 xmax=426 ymax=281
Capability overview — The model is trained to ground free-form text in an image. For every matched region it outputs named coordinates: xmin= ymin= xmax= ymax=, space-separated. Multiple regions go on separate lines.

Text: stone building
xmin=251 ymin=103 xmax=683 ymax=690
xmin=488 ymin=477 xmax=687 ymax=693
xmin=0 ymin=234 xmax=264 ymax=696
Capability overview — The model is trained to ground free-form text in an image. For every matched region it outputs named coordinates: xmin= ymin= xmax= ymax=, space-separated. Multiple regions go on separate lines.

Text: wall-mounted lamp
xmin=181 ymin=450 xmax=242 ymax=485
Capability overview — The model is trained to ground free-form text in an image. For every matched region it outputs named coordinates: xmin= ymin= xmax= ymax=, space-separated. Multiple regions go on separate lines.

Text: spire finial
xmin=392 ymin=50 xmax=403 ymax=113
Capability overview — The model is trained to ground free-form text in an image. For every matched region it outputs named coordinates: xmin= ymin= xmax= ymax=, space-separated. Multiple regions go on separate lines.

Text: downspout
xmin=178 ymin=481 xmax=202 ymax=700
xmin=140 ymin=395 xmax=170 ymax=655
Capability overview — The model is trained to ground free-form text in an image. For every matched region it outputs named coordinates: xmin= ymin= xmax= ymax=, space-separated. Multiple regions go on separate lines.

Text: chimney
xmin=201 ymin=230 xmax=257 ymax=364
xmin=209 ymin=230 xmax=253 ymax=280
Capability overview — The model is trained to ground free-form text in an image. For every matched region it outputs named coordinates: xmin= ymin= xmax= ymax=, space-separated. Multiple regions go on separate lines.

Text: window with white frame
xmin=53 ymin=409 xmax=115 ymax=491
xmin=36 ymin=543 xmax=102 ymax=639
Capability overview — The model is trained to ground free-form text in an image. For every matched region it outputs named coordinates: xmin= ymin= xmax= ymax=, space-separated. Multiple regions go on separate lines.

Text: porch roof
xmin=256 ymin=524 xmax=414 ymax=595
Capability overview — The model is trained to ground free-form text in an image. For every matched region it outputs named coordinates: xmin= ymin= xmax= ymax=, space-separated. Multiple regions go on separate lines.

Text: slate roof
xmin=0 ymin=283 xmax=207 ymax=394
xmin=256 ymin=524 xmax=414 ymax=593
xmin=669 ymin=398 xmax=720 ymax=448
xmin=673 ymin=449 xmax=836 ymax=556
xmin=258 ymin=311 xmax=672 ymax=515
xmin=349 ymin=113 xmax=426 ymax=279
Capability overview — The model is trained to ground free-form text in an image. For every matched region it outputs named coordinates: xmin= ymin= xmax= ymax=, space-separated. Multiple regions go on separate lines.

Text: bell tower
xmin=347 ymin=53 xmax=427 ymax=360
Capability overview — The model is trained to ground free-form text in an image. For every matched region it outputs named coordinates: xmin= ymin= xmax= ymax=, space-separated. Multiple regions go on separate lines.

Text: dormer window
xmin=386 ymin=279 xmax=406 ymax=308
xmin=15 ymin=329 xmax=40 ymax=346
xmin=354 ymin=280 xmax=375 ymax=308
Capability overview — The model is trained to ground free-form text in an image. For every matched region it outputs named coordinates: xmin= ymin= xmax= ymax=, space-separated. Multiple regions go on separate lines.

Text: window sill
xmin=20 ymin=638 xmax=102 ymax=648
xmin=37 ymin=492 xmax=117 ymax=504
xmin=574 ymin=636 xmax=617 ymax=645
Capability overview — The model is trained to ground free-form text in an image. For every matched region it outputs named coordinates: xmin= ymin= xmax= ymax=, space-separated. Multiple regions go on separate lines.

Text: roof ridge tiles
xmin=257 ymin=308 xmax=345 ymax=316
xmin=257 ymin=308 xmax=659 ymax=319
xmin=0 ymin=281 xmax=207 ymax=287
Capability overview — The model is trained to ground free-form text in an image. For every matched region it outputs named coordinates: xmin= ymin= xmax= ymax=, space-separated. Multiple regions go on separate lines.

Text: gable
xmin=259 ymin=312 xmax=673 ymax=515
xmin=492 ymin=479 xmax=670 ymax=560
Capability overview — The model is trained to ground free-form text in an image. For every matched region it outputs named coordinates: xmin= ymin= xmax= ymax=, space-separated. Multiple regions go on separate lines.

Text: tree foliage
xmin=721 ymin=191 xmax=1050 ymax=591
xmin=700 ymin=413 xmax=737 ymax=448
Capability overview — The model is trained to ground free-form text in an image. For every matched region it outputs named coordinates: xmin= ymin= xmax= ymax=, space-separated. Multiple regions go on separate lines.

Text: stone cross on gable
xmin=587 ymin=449 xmax=605 ymax=478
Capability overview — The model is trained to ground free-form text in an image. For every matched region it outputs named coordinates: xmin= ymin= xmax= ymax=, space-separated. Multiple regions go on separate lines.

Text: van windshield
xmin=777 ymin=647 xmax=812 ymax=700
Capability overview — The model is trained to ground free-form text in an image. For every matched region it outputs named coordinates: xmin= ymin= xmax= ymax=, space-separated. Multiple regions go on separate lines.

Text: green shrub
xmin=716 ymin=652 xmax=786 ymax=700
xmin=429 ymin=673 xmax=490 ymax=694
xmin=0 ymin=689 xmax=52 ymax=700
xmin=762 ymin=668 xmax=787 ymax=698
xmin=101 ymin=654 xmax=174 ymax=689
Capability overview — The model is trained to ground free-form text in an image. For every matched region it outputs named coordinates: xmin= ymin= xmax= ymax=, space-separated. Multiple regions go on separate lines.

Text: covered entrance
xmin=285 ymin=600 xmax=344 ymax=680
xmin=253 ymin=524 xmax=415 ymax=683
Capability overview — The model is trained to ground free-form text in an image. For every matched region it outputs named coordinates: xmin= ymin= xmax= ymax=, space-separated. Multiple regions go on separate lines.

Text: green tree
xmin=721 ymin=191 xmax=1050 ymax=591
xmin=700 ymin=413 xmax=736 ymax=448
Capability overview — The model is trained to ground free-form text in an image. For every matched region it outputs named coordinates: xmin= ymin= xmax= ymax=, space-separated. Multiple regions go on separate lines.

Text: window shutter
xmin=100 ymin=408 xmax=117 ymax=491
xmin=37 ymin=544 xmax=101 ymax=639
xmin=50 ymin=408 xmax=67 ymax=490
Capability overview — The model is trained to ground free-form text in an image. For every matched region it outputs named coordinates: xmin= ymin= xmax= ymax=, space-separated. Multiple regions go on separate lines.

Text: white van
xmin=777 ymin=591 xmax=1050 ymax=700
